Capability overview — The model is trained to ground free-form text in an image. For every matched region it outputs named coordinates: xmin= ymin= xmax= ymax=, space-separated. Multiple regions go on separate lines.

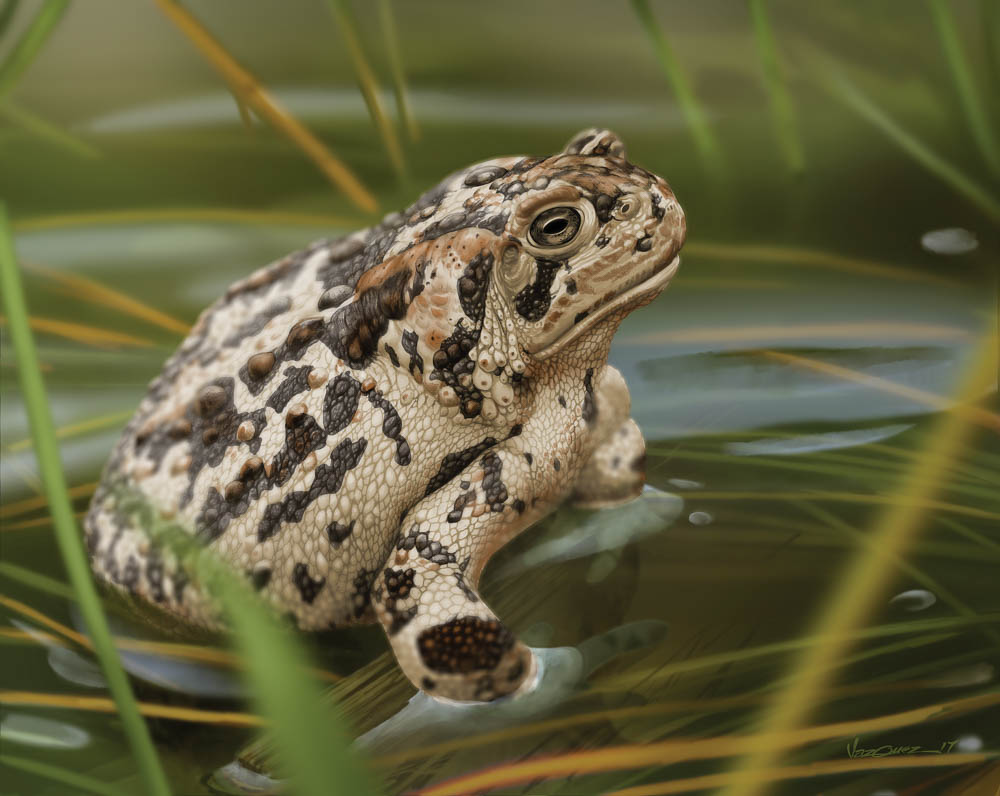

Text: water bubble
xmin=889 ymin=589 xmax=936 ymax=612
xmin=688 ymin=510 xmax=713 ymax=526
xmin=869 ymin=791 xmax=897 ymax=796
xmin=1 ymin=713 xmax=90 ymax=750
xmin=955 ymin=734 xmax=983 ymax=752
xmin=920 ymin=227 xmax=978 ymax=255
xmin=668 ymin=478 xmax=702 ymax=489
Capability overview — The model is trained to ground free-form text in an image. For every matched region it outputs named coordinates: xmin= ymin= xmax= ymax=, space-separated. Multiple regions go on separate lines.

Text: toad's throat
xmin=531 ymin=255 xmax=681 ymax=360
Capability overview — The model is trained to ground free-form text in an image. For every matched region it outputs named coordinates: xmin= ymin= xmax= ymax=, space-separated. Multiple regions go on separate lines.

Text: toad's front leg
xmin=372 ymin=442 xmax=547 ymax=702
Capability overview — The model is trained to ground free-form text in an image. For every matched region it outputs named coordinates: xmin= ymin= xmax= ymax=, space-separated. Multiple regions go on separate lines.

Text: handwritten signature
xmin=846 ymin=736 xmax=958 ymax=758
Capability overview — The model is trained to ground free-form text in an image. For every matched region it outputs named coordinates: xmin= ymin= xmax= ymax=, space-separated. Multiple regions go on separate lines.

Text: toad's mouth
xmin=533 ymin=255 xmax=681 ymax=360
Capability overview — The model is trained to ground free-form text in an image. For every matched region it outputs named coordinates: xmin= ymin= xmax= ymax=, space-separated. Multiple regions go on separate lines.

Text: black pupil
xmin=531 ymin=207 xmax=581 ymax=246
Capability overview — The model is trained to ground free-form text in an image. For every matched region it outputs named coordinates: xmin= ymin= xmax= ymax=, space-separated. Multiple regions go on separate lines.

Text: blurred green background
xmin=1 ymin=1 xmax=998 ymax=794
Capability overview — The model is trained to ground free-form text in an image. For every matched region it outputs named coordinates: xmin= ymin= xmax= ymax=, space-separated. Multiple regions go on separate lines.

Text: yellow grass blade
xmin=4 ymin=410 xmax=133 ymax=454
xmin=415 ymin=692 xmax=998 ymax=795
xmin=625 ymin=321 xmax=972 ymax=346
xmin=592 ymin=612 xmax=1000 ymax=694
xmin=0 ymin=315 xmax=156 ymax=348
xmin=153 ymin=0 xmax=378 ymax=213
xmin=0 ymin=481 xmax=98 ymax=520
xmin=721 ymin=326 xmax=998 ymax=796
xmin=375 ymin=677 xmax=958 ymax=768
xmin=0 ymin=591 xmax=342 ymax=681
xmin=12 ymin=207 xmax=364 ymax=232
xmin=684 ymin=240 xmax=961 ymax=286
xmin=0 ymin=626 xmax=60 ymax=645
xmin=759 ymin=349 xmax=1000 ymax=432
xmin=0 ymin=690 xmax=264 ymax=727
xmin=0 ymin=593 xmax=90 ymax=647
xmin=607 ymin=754 xmax=994 ymax=796
xmin=23 ymin=262 xmax=190 ymax=335
xmin=2 ymin=510 xmax=83 ymax=531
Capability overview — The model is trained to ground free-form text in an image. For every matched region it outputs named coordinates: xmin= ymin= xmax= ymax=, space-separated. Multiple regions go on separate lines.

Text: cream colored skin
xmin=85 ymin=129 xmax=685 ymax=701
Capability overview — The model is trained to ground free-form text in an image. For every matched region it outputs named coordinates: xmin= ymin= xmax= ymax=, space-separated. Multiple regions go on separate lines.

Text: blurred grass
xmin=606 ymin=754 xmax=995 ymax=796
xmin=0 ymin=0 xmax=68 ymax=100
xmin=153 ymin=0 xmax=378 ymax=213
xmin=747 ymin=0 xmax=803 ymax=172
xmin=377 ymin=0 xmax=418 ymax=142
xmin=722 ymin=326 xmax=998 ymax=796
xmin=2 ymin=2 xmax=998 ymax=794
xmin=0 ymin=204 xmax=171 ymax=795
xmin=818 ymin=57 xmax=1000 ymax=222
xmin=411 ymin=693 xmax=999 ymax=795
xmin=1 ymin=754 xmax=130 ymax=796
xmin=24 ymin=261 xmax=191 ymax=335
xmin=108 ymin=482 xmax=381 ymax=796
xmin=629 ymin=0 xmax=720 ymax=171
xmin=927 ymin=0 xmax=1000 ymax=177
xmin=0 ymin=101 xmax=100 ymax=158
xmin=325 ymin=0 xmax=406 ymax=176
xmin=1 ymin=690 xmax=265 ymax=728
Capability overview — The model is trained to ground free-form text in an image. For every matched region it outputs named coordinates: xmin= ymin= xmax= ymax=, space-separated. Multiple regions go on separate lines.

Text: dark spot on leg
xmin=418 ymin=616 xmax=515 ymax=674
xmin=293 ymin=563 xmax=325 ymax=604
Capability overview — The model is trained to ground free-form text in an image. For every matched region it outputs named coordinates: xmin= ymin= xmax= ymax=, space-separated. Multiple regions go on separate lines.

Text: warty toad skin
xmin=84 ymin=128 xmax=686 ymax=701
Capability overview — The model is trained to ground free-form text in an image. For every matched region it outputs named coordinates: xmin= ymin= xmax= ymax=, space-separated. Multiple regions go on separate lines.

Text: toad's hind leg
xmin=570 ymin=365 xmax=646 ymax=509
xmin=372 ymin=442 xmax=541 ymax=702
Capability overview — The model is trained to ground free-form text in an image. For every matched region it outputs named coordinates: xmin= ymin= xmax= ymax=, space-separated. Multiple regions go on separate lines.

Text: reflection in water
xmin=0 ymin=713 xmax=90 ymax=750
xmin=211 ymin=621 xmax=668 ymax=793
xmin=357 ymin=620 xmax=669 ymax=753
xmin=494 ymin=486 xmax=682 ymax=578
xmin=668 ymin=477 xmax=703 ymax=489
xmin=723 ymin=423 xmax=912 ymax=456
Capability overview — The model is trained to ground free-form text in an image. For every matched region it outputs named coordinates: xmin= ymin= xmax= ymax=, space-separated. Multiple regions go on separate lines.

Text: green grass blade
xmin=0 ymin=101 xmax=101 ymax=158
xmin=928 ymin=0 xmax=1000 ymax=176
xmin=0 ymin=561 xmax=76 ymax=600
xmin=0 ymin=0 xmax=21 ymax=39
xmin=0 ymin=204 xmax=171 ymax=796
xmin=819 ymin=61 xmax=1000 ymax=222
xmin=107 ymin=484 xmax=382 ymax=796
xmin=629 ymin=0 xmax=721 ymax=170
xmin=377 ymin=0 xmax=418 ymax=141
xmin=326 ymin=0 xmax=406 ymax=176
xmin=0 ymin=0 xmax=70 ymax=101
xmin=217 ymin=575 xmax=383 ymax=796
xmin=1 ymin=754 xmax=131 ymax=796
xmin=747 ymin=0 xmax=804 ymax=172
xmin=983 ymin=0 xmax=1000 ymax=85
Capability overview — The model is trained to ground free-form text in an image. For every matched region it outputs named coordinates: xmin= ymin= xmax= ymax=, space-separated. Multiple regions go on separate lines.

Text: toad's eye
xmin=529 ymin=207 xmax=581 ymax=247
